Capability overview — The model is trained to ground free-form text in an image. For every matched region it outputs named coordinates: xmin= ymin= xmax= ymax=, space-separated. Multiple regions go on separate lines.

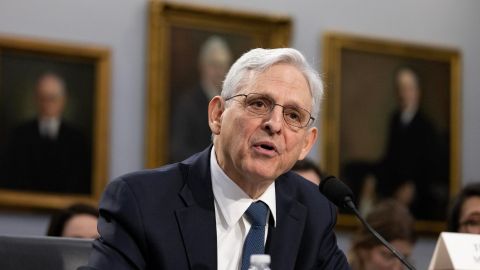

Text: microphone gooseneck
xmin=319 ymin=176 xmax=416 ymax=270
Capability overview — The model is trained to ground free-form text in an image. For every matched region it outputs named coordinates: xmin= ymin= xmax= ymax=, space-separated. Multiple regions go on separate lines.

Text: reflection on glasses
xmin=225 ymin=93 xmax=315 ymax=128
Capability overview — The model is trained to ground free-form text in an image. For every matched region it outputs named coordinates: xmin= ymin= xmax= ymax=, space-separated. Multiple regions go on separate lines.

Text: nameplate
xmin=429 ymin=232 xmax=480 ymax=270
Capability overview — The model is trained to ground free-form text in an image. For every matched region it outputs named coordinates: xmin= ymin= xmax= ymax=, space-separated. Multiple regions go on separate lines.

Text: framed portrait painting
xmin=0 ymin=35 xmax=110 ymax=209
xmin=322 ymin=32 xmax=461 ymax=233
xmin=145 ymin=1 xmax=291 ymax=167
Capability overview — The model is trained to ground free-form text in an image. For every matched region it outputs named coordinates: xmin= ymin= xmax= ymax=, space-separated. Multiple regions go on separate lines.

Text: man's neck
xmin=39 ymin=116 xmax=61 ymax=122
xmin=400 ymin=105 xmax=418 ymax=125
xmin=230 ymin=178 xmax=272 ymax=199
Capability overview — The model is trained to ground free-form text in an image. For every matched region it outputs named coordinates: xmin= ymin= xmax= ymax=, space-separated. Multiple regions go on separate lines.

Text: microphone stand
xmin=344 ymin=199 xmax=416 ymax=270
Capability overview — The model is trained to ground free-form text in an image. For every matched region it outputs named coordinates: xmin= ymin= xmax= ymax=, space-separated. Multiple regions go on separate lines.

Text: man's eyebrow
xmin=283 ymin=98 xmax=309 ymax=110
xmin=255 ymin=91 xmax=306 ymax=108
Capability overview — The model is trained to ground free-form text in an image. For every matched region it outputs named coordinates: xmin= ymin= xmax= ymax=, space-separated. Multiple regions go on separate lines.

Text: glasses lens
xmin=242 ymin=93 xmax=312 ymax=128
xmin=283 ymin=107 xmax=308 ymax=127
xmin=245 ymin=94 xmax=272 ymax=115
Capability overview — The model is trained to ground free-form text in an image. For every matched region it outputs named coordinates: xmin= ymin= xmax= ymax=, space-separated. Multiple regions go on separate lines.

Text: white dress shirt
xmin=210 ymin=147 xmax=276 ymax=270
xmin=400 ymin=107 xmax=418 ymax=126
xmin=39 ymin=117 xmax=60 ymax=139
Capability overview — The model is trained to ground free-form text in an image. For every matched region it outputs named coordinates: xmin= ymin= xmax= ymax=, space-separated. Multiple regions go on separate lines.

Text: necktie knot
xmin=245 ymin=201 xmax=268 ymax=227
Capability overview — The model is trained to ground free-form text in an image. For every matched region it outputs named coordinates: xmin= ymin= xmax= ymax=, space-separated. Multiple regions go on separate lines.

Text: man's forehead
xmin=208 ymin=49 xmax=231 ymax=62
xmin=398 ymin=70 xmax=418 ymax=85
xmin=243 ymin=70 xmax=312 ymax=105
xmin=37 ymin=76 xmax=64 ymax=94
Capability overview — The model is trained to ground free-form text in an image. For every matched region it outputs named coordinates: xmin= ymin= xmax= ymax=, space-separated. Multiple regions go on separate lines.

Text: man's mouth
xmin=260 ymin=144 xmax=274 ymax=151
xmin=253 ymin=141 xmax=278 ymax=155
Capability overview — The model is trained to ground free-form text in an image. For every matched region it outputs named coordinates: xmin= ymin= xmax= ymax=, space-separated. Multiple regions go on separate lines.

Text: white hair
xmin=221 ymin=48 xmax=323 ymax=119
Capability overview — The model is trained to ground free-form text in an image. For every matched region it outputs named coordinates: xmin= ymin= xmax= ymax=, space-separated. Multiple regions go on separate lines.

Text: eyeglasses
xmin=225 ymin=93 xmax=315 ymax=128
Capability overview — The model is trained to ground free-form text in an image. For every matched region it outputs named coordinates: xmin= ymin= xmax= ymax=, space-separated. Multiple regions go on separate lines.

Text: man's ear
xmin=208 ymin=96 xmax=225 ymax=135
xmin=298 ymin=127 xmax=318 ymax=160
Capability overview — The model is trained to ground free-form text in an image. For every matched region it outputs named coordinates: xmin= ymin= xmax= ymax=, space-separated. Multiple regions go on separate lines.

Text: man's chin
xmin=245 ymin=166 xmax=281 ymax=183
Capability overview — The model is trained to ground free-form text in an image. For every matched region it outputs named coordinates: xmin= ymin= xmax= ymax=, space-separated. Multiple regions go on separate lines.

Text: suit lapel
xmin=175 ymin=147 xmax=217 ymax=270
xmin=268 ymin=175 xmax=307 ymax=270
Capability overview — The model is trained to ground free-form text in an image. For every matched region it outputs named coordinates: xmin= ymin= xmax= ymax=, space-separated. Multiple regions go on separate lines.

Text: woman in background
xmin=47 ymin=203 xmax=99 ymax=239
xmin=348 ymin=199 xmax=416 ymax=270
xmin=447 ymin=182 xmax=480 ymax=234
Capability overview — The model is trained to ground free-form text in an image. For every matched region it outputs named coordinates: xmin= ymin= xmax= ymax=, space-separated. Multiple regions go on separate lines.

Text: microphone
xmin=319 ymin=176 xmax=416 ymax=270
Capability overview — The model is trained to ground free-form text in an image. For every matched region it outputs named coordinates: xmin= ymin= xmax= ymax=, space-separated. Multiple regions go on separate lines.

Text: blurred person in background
xmin=170 ymin=36 xmax=233 ymax=162
xmin=291 ymin=158 xmax=323 ymax=185
xmin=47 ymin=203 xmax=99 ymax=239
xmin=2 ymin=72 xmax=90 ymax=194
xmin=348 ymin=199 xmax=416 ymax=270
xmin=377 ymin=66 xmax=444 ymax=220
xmin=447 ymin=182 xmax=480 ymax=234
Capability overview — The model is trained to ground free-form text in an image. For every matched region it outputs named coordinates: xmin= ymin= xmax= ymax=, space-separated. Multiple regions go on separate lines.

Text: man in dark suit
xmin=377 ymin=66 xmax=445 ymax=220
xmin=170 ymin=83 xmax=213 ymax=162
xmin=85 ymin=48 xmax=350 ymax=269
xmin=1 ymin=72 xmax=90 ymax=194
xmin=170 ymin=36 xmax=232 ymax=162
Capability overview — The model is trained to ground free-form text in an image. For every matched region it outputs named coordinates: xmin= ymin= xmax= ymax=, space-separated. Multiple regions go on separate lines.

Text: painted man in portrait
xmin=170 ymin=36 xmax=233 ymax=162
xmin=1 ymin=72 xmax=91 ymax=194
xmin=377 ymin=66 xmax=446 ymax=220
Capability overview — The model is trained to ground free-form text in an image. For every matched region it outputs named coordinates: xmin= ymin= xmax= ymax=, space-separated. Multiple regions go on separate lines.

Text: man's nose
xmin=263 ymin=105 xmax=283 ymax=134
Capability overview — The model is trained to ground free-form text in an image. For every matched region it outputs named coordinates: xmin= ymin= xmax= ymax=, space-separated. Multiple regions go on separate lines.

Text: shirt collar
xmin=38 ymin=117 xmax=61 ymax=139
xmin=210 ymin=146 xmax=276 ymax=228
xmin=400 ymin=107 xmax=418 ymax=126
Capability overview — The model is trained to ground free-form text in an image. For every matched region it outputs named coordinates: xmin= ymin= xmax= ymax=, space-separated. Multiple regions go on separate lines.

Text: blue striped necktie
xmin=241 ymin=201 xmax=269 ymax=270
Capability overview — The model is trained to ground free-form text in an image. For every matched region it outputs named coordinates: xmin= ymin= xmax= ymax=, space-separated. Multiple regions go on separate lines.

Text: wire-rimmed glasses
xmin=225 ymin=93 xmax=315 ymax=128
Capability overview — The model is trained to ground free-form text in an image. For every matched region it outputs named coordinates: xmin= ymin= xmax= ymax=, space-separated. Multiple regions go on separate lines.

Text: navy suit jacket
xmin=85 ymin=147 xmax=350 ymax=270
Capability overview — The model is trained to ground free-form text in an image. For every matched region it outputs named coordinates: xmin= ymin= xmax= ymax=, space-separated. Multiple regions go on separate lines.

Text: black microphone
xmin=319 ymin=176 xmax=416 ymax=270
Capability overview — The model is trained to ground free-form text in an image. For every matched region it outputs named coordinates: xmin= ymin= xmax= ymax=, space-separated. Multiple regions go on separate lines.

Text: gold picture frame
xmin=145 ymin=0 xmax=291 ymax=167
xmin=0 ymin=35 xmax=110 ymax=209
xmin=322 ymin=32 xmax=461 ymax=233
